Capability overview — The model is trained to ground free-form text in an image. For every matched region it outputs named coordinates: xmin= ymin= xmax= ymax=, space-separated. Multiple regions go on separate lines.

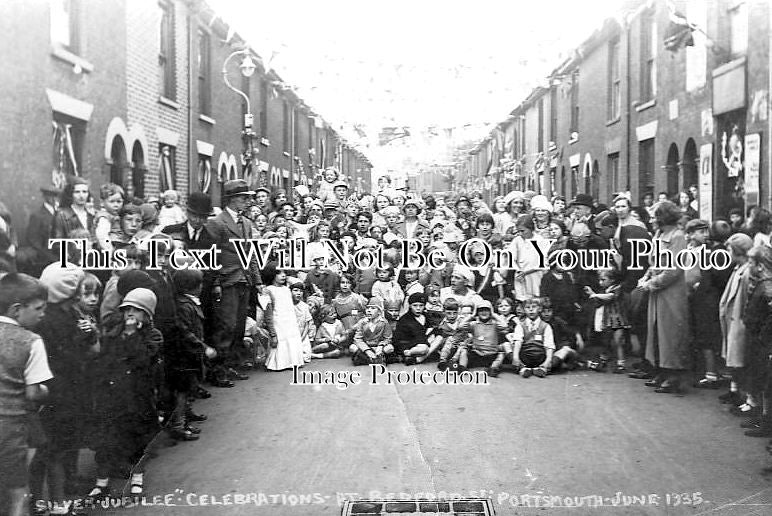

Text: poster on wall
xmin=744 ymin=133 xmax=760 ymax=208
xmin=699 ymin=143 xmax=713 ymax=220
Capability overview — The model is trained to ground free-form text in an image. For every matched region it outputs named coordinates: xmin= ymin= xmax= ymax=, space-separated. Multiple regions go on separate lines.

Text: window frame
xmin=608 ymin=38 xmax=621 ymax=121
xmin=158 ymin=0 xmax=176 ymax=101
xmin=569 ymin=70 xmax=580 ymax=136
xmin=728 ymin=0 xmax=748 ymax=59
xmin=197 ymin=28 xmax=211 ymax=116
xmin=639 ymin=11 xmax=657 ymax=102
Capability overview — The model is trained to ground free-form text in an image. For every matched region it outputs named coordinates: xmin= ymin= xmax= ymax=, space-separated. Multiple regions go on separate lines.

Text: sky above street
xmin=209 ymin=0 xmax=626 ymax=168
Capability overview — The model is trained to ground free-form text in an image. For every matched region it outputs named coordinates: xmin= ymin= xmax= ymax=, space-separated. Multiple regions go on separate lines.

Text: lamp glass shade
xmin=240 ymin=55 xmax=256 ymax=77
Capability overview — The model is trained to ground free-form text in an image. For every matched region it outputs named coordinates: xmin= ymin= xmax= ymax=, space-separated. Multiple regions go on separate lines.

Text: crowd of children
xmin=2 ymin=171 xmax=772 ymax=515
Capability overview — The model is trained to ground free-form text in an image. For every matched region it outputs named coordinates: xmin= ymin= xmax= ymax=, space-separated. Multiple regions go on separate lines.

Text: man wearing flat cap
xmin=254 ymin=186 xmax=270 ymax=213
xmin=206 ymin=180 xmax=262 ymax=387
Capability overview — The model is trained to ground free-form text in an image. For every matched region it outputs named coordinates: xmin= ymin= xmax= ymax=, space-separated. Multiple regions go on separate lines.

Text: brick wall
xmin=126 ymin=0 xmax=189 ymax=200
xmin=0 ymin=0 xmax=126 ymax=239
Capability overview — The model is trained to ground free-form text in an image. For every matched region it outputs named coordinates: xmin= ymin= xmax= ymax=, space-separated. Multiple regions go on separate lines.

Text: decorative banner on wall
xmin=699 ymin=143 xmax=713 ymax=220
xmin=744 ymin=133 xmax=760 ymax=207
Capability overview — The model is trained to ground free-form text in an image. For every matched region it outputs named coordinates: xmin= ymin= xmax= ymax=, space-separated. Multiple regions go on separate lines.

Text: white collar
xmin=0 ymin=316 xmax=20 ymax=326
xmin=225 ymin=206 xmax=240 ymax=221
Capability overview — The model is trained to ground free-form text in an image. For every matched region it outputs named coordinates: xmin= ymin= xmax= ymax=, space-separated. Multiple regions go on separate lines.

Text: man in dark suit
xmin=205 ymin=180 xmax=262 ymax=387
xmin=24 ymin=186 xmax=61 ymax=275
xmin=163 ymin=192 xmax=219 ymax=397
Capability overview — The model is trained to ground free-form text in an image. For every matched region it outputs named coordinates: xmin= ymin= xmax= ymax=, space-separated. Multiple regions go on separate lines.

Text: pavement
xmin=86 ymin=361 xmax=772 ymax=516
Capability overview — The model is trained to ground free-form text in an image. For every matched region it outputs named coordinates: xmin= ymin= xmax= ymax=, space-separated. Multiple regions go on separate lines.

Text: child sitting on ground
xmin=424 ymin=284 xmax=445 ymax=328
xmin=455 ymin=300 xmax=509 ymax=375
xmin=312 ymin=305 xmax=347 ymax=359
xmin=541 ymin=299 xmax=580 ymax=372
xmin=438 ymin=299 xmax=475 ymax=370
xmin=512 ymin=297 xmax=555 ymax=378
xmin=332 ymin=274 xmax=367 ymax=348
xmin=394 ymin=293 xmax=430 ymax=365
xmin=351 ymin=297 xmax=394 ymax=365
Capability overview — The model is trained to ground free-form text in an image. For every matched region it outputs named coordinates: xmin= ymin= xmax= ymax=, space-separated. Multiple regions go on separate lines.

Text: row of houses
xmin=0 ymin=0 xmax=372 ymax=237
xmin=458 ymin=0 xmax=770 ymax=220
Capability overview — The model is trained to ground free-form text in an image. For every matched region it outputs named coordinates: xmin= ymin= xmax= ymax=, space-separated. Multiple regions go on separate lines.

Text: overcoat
xmin=719 ymin=262 xmax=751 ymax=367
xmin=645 ymin=226 xmax=689 ymax=369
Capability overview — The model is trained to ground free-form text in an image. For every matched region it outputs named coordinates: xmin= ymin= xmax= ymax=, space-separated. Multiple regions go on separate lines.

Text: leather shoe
xmin=628 ymin=370 xmax=653 ymax=380
xmin=210 ymin=379 xmax=235 ymax=388
xmin=228 ymin=368 xmax=249 ymax=381
xmin=194 ymin=387 xmax=212 ymax=399
xmin=185 ymin=425 xmax=202 ymax=434
xmin=186 ymin=411 xmax=208 ymax=422
xmin=169 ymin=429 xmax=199 ymax=441
xmin=655 ymin=382 xmax=682 ymax=394
xmin=645 ymin=378 xmax=662 ymax=387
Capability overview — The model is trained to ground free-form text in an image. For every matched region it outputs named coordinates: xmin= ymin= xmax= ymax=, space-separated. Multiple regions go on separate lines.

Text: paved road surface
xmin=98 ymin=361 xmax=772 ymax=515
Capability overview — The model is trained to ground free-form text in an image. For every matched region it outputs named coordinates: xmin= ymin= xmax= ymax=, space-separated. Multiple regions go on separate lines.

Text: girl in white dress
xmin=263 ymin=263 xmax=306 ymax=371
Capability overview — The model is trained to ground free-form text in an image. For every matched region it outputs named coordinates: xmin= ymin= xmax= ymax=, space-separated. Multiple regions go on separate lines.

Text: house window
xmin=293 ymin=108 xmax=300 ymax=157
xmin=549 ymin=87 xmax=557 ymax=143
xmin=307 ymin=117 xmax=314 ymax=151
xmin=608 ymin=38 xmax=621 ymax=120
xmin=283 ymin=101 xmax=290 ymax=153
xmin=159 ymin=1 xmax=175 ymax=100
xmin=197 ymin=155 xmax=212 ymax=193
xmin=729 ymin=1 xmax=748 ymax=58
xmin=197 ymin=29 xmax=211 ymax=116
xmin=51 ymin=113 xmax=85 ymax=188
xmin=638 ymin=139 xmax=655 ymax=197
xmin=640 ymin=11 xmax=657 ymax=102
xmin=569 ymin=70 xmax=579 ymax=135
xmin=608 ymin=153 xmax=620 ymax=194
xmin=50 ymin=0 xmax=80 ymax=53
xmin=260 ymin=79 xmax=268 ymax=138
xmin=159 ymin=144 xmax=176 ymax=191
xmin=537 ymin=98 xmax=544 ymax=151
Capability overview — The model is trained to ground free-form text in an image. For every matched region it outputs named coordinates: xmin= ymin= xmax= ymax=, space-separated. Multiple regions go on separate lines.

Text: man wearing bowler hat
xmin=162 ymin=192 xmax=215 ymax=248
xmin=206 ymin=180 xmax=262 ymax=387
xmin=568 ymin=193 xmax=595 ymax=231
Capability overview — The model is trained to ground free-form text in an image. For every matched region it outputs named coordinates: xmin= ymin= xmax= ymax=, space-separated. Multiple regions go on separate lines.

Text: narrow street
xmin=112 ymin=361 xmax=772 ymax=515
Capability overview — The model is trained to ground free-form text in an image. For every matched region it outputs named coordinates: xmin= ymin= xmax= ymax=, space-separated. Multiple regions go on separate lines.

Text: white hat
xmin=530 ymin=195 xmax=553 ymax=213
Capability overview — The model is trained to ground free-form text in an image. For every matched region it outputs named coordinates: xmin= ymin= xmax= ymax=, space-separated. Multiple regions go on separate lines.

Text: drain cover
xmin=340 ymin=498 xmax=495 ymax=515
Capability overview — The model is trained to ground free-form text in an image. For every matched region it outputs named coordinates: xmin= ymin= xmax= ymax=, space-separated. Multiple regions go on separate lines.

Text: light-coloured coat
xmin=645 ymin=227 xmax=689 ymax=370
xmin=719 ymin=262 xmax=751 ymax=368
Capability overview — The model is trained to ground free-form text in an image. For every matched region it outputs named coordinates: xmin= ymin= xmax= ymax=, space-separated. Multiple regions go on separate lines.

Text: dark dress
xmin=93 ymin=320 xmax=162 ymax=477
xmin=36 ymin=302 xmax=97 ymax=450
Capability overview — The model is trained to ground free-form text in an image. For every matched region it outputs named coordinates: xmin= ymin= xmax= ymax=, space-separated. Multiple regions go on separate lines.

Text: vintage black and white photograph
xmin=1 ymin=0 xmax=772 ymax=515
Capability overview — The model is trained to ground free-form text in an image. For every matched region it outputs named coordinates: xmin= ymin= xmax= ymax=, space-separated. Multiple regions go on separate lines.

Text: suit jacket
xmin=52 ymin=206 xmax=94 ymax=239
xmin=26 ymin=205 xmax=57 ymax=268
xmin=206 ymin=210 xmax=261 ymax=288
xmin=162 ymin=222 xmax=218 ymax=251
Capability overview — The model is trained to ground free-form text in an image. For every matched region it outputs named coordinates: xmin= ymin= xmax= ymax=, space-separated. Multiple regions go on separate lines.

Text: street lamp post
xmin=222 ymin=49 xmax=265 ymax=188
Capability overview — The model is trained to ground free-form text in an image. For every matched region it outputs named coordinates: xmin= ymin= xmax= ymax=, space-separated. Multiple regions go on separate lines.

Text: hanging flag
xmin=664 ymin=0 xmax=695 ymax=51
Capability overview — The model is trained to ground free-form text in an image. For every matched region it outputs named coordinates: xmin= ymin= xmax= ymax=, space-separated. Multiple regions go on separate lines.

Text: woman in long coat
xmin=718 ymin=233 xmax=754 ymax=406
xmin=640 ymin=201 xmax=689 ymax=393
